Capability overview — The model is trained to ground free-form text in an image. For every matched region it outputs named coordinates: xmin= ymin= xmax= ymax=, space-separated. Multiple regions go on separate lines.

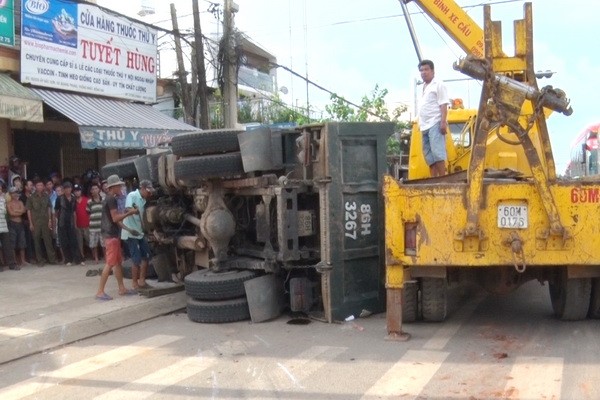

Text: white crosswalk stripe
xmin=93 ymin=353 xmax=217 ymax=400
xmin=242 ymin=345 xmax=347 ymax=399
xmin=423 ymin=294 xmax=485 ymax=350
xmin=360 ymin=349 xmax=449 ymax=400
xmin=503 ymin=356 xmax=563 ymax=399
xmin=0 ymin=335 xmax=182 ymax=400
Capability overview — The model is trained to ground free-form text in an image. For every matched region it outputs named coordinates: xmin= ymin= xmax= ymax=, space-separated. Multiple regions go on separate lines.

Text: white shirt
xmin=0 ymin=196 xmax=8 ymax=233
xmin=418 ymin=78 xmax=449 ymax=131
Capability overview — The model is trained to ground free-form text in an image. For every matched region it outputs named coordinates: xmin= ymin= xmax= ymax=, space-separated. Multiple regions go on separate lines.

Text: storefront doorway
xmin=14 ymin=131 xmax=61 ymax=180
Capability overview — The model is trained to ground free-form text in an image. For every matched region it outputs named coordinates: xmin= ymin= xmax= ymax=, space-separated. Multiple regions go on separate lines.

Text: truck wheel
xmin=549 ymin=276 xmax=591 ymax=321
xmin=421 ymin=277 xmax=447 ymax=322
xmin=589 ymin=278 xmax=600 ymax=319
xmin=171 ymin=129 xmax=242 ymax=156
xmin=402 ymin=281 xmax=418 ymax=323
xmin=101 ymin=156 xmax=139 ymax=179
xmin=185 ymin=269 xmax=258 ymax=300
xmin=174 ymin=153 xmax=244 ymax=181
xmin=186 ymin=297 xmax=251 ymax=323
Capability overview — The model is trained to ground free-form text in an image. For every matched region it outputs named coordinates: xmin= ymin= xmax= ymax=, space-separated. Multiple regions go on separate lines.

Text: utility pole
xmin=222 ymin=0 xmax=238 ymax=128
xmin=192 ymin=0 xmax=210 ymax=129
xmin=170 ymin=4 xmax=193 ymax=126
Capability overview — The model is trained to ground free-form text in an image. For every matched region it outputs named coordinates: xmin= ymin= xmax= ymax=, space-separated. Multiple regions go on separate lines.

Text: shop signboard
xmin=0 ymin=0 xmax=14 ymax=47
xmin=20 ymin=0 xmax=157 ymax=102
xmin=79 ymin=127 xmax=181 ymax=149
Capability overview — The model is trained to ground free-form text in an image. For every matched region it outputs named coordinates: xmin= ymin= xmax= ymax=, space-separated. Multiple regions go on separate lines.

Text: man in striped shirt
xmin=86 ymin=183 xmax=104 ymax=264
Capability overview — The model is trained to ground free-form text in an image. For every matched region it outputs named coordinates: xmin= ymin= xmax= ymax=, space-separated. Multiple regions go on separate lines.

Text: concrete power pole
xmin=222 ymin=0 xmax=238 ymax=128
xmin=192 ymin=0 xmax=210 ymax=129
xmin=170 ymin=4 xmax=193 ymax=126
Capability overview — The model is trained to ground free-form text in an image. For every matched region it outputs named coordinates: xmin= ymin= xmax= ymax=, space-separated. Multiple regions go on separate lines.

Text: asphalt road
xmin=1 ymin=280 xmax=599 ymax=400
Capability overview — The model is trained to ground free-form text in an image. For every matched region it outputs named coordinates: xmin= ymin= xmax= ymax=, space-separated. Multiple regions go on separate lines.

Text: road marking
xmin=244 ymin=345 xmax=347 ymax=398
xmin=280 ymin=345 xmax=347 ymax=384
xmin=361 ymin=349 xmax=449 ymax=399
xmin=503 ymin=356 xmax=563 ymax=399
xmin=0 ymin=334 xmax=182 ymax=400
xmin=0 ymin=327 xmax=39 ymax=337
xmin=93 ymin=354 xmax=217 ymax=400
xmin=423 ymin=294 xmax=485 ymax=351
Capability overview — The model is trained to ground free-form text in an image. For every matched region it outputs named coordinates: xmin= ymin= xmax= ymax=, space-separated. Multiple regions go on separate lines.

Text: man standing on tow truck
xmin=418 ymin=59 xmax=449 ymax=177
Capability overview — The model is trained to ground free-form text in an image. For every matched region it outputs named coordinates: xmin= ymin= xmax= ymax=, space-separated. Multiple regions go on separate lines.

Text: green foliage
xmin=324 ymin=84 xmax=411 ymax=155
xmin=213 ymin=84 xmax=411 ymax=156
xmin=235 ymin=93 xmax=309 ymax=126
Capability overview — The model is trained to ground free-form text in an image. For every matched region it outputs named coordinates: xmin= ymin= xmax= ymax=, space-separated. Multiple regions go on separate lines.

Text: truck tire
xmin=171 ymin=129 xmax=242 ymax=156
xmin=421 ymin=277 xmax=447 ymax=322
xmin=174 ymin=153 xmax=244 ymax=181
xmin=402 ymin=281 xmax=418 ymax=323
xmin=186 ymin=297 xmax=251 ymax=323
xmin=101 ymin=156 xmax=139 ymax=179
xmin=549 ymin=276 xmax=591 ymax=321
xmin=185 ymin=269 xmax=258 ymax=301
xmin=589 ymin=278 xmax=600 ymax=319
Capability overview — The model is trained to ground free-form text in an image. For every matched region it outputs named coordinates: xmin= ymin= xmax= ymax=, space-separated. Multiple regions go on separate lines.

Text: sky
xmin=97 ymin=0 xmax=598 ymax=174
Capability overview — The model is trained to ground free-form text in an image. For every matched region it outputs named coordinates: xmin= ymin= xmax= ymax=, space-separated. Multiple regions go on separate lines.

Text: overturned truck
xmin=102 ymin=123 xmax=393 ymax=323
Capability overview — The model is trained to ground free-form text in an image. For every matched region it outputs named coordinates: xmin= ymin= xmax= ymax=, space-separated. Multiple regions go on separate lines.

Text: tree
xmin=215 ymin=84 xmax=411 ymax=156
xmin=324 ymin=85 xmax=411 ymax=156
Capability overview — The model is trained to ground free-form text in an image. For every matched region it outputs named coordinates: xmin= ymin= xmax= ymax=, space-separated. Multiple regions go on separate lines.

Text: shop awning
xmin=31 ymin=89 xmax=196 ymax=149
xmin=0 ymin=74 xmax=44 ymax=123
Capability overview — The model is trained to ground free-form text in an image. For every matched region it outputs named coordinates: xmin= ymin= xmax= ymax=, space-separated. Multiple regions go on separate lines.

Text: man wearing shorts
xmin=95 ymin=175 xmax=139 ymax=301
xmin=122 ymin=180 xmax=155 ymax=290
xmin=418 ymin=59 xmax=450 ymax=177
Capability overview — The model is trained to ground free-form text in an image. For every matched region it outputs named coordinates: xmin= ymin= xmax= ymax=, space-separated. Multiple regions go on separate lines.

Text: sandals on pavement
xmin=120 ymin=289 xmax=138 ymax=296
xmin=95 ymin=293 xmax=113 ymax=301
xmin=137 ymin=283 xmax=154 ymax=289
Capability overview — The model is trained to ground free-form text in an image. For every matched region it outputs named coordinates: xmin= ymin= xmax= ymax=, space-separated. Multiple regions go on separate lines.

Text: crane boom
xmin=405 ymin=0 xmax=484 ymax=58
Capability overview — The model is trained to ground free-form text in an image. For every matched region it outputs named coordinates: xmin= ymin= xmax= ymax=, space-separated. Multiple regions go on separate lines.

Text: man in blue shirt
xmin=121 ymin=180 xmax=154 ymax=289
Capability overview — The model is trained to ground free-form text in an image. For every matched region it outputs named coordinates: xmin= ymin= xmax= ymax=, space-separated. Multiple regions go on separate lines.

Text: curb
xmin=0 ymin=291 xmax=186 ymax=365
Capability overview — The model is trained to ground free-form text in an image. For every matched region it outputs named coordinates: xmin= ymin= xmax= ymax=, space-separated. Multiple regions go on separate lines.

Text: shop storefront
xmin=0 ymin=0 xmax=196 ymax=181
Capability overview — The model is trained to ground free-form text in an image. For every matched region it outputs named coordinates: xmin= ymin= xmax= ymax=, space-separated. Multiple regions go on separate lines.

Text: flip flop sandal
xmin=95 ymin=293 xmax=113 ymax=301
xmin=120 ymin=289 xmax=138 ymax=296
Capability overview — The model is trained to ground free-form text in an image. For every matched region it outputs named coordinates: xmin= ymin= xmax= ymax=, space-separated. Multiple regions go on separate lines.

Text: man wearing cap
xmin=27 ymin=179 xmax=57 ymax=266
xmin=96 ymin=175 xmax=139 ymax=300
xmin=73 ymin=184 xmax=90 ymax=262
xmin=7 ymin=187 xmax=28 ymax=267
xmin=54 ymin=182 xmax=83 ymax=266
xmin=122 ymin=180 xmax=155 ymax=290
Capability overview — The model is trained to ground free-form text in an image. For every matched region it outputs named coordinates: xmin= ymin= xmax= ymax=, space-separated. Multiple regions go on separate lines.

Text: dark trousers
xmin=23 ymin=221 xmax=36 ymax=262
xmin=0 ymin=231 xmax=16 ymax=268
xmin=32 ymin=219 xmax=57 ymax=264
xmin=58 ymin=224 xmax=81 ymax=264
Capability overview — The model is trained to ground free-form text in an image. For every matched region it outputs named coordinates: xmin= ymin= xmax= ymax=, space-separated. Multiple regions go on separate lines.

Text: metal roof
xmin=31 ymin=88 xmax=195 ymax=131
xmin=0 ymin=74 xmax=44 ymax=122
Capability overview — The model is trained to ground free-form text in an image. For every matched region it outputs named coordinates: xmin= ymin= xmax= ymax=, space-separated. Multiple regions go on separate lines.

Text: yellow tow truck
xmin=385 ymin=1 xmax=597 ymax=340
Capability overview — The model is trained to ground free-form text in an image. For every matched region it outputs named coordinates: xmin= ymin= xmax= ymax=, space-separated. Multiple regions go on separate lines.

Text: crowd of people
xmin=0 ymin=156 xmax=156 ymax=301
